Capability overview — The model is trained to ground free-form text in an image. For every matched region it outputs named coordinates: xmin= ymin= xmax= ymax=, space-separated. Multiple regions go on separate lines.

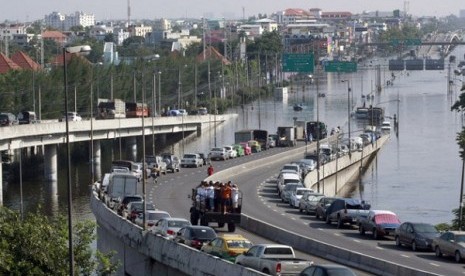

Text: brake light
xmin=167 ymin=230 xmax=175 ymax=235
xmin=228 ymin=251 xmax=238 ymax=256
xmin=276 ymin=263 xmax=281 ymax=273
xmin=192 ymin=239 xmax=202 ymax=247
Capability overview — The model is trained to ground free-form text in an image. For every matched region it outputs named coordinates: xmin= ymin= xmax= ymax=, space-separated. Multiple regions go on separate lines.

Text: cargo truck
xmin=276 ymin=126 xmax=296 ymax=147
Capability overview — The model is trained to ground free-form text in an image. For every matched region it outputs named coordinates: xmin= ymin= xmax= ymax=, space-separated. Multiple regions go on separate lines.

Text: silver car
xmin=152 ymin=217 xmax=191 ymax=239
xmin=432 ymin=231 xmax=465 ymax=262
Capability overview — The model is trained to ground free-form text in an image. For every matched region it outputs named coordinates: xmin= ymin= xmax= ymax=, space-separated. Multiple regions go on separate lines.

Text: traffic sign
xmin=282 ymin=53 xmax=314 ymax=73
xmin=324 ymin=61 xmax=357 ymax=73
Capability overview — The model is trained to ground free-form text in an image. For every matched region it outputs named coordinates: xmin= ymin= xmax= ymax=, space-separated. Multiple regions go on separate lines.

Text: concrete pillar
xmin=92 ymin=141 xmax=102 ymax=181
xmin=48 ymin=180 xmax=59 ymax=214
xmin=0 ymin=160 xmax=3 ymax=206
xmin=127 ymin=136 xmax=137 ymax=161
xmin=44 ymin=144 xmax=58 ymax=181
xmin=159 ymin=134 xmax=167 ymax=145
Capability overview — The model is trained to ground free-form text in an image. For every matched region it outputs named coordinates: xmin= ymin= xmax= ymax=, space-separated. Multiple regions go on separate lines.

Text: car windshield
xmin=284 ymin=179 xmax=300 ymax=185
xmin=226 ymin=240 xmax=253 ymax=249
xmin=414 ymin=224 xmax=438 ymax=233
xmin=168 ymin=220 xmax=190 ymax=227
xmin=296 ymin=189 xmax=308 ymax=195
xmin=183 ymin=154 xmax=197 ymax=159
xmin=374 ymin=214 xmax=400 ymax=224
xmin=211 ymin=148 xmax=223 ymax=152
xmin=192 ymin=228 xmax=216 ymax=239
xmin=284 ymin=184 xmax=302 ymax=191
xmin=148 ymin=212 xmax=170 ymax=221
xmin=283 ymin=165 xmax=297 ymax=171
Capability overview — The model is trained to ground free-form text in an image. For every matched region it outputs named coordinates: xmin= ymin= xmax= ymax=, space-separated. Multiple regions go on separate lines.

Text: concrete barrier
xmin=91 ymin=192 xmax=265 ymax=276
xmin=239 ymin=214 xmax=440 ymax=276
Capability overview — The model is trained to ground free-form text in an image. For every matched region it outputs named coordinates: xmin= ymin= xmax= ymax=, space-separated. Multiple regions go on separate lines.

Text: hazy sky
xmin=2 ymin=0 xmax=463 ymax=22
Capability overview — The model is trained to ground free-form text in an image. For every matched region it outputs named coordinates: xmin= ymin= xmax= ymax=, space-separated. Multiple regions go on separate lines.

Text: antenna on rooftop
xmin=242 ymin=7 xmax=245 ymax=21
xmin=127 ymin=0 xmax=131 ymax=26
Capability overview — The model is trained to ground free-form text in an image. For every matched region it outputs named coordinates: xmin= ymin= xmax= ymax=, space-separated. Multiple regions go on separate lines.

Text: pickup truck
xmin=358 ymin=210 xmax=401 ymax=239
xmin=235 ymin=244 xmax=312 ymax=275
xmin=325 ymin=198 xmax=371 ymax=228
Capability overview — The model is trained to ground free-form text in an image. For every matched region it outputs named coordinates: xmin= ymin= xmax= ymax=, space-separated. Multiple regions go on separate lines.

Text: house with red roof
xmin=11 ymin=51 xmax=41 ymax=71
xmin=0 ymin=53 xmax=21 ymax=74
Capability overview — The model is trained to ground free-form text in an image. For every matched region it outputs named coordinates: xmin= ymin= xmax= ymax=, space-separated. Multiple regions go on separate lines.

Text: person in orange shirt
xmin=220 ymin=182 xmax=232 ymax=213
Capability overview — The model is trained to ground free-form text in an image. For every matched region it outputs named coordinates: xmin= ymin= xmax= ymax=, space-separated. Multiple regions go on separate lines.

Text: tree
xmin=0 ymin=206 xmax=118 ymax=275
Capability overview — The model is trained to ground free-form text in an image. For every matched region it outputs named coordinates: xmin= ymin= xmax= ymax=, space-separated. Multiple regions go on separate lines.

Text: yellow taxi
xmin=200 ymin=234 xmax=253 ymax=262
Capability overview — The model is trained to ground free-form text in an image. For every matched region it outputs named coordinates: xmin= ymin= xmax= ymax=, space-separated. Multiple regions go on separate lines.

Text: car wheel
xmin=325 ymin=215 xmax=331 ymax=225
xmin=359 ymin=225 xmax=365 ymax=235
xmin=315 ymin=212 xmax=320 ymax=220
xmin=395 ymin=236 xmax=401 ymax=247
xmin=337 ymin=216 xmax=343 ymax=229
xmin=299 ymin=207 xmax=303 ymax=213
xmin=412 ymin=241 xmax=417 ymax=251
xmin=455 ymin=251 xmax=462 ymax=263
xmin=435 ymin=246 xmax=442 ymax=257
xmin=373 ymin=229 xmax=378 ymax=240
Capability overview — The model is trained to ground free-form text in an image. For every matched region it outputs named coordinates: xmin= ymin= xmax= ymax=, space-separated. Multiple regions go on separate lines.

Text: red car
xmin=240 ymin=142 xmax=252 ymax=155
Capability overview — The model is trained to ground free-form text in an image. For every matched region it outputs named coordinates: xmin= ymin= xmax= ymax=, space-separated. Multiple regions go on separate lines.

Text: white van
xmin=277 ymin=172 xmax=302 ymax=195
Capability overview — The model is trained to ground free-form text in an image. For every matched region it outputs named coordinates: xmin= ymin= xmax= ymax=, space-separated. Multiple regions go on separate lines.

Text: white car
xmin=61 ymin=112 xmax=82 ymax=122
xmin=290 ymin=188 xmax=314 ymax=208
xmin=135 ymin=210 xmax=171 ymax=228
xmin=180 ymin=153 xmax=203 ymax=168
xmin=277 ymin=171 xmax=301 ymax=195
xmin=281 ymin=164 xmax=301 ymax=179
xmin=209 ymin=147 xmax=229 ymax=161
xmin=223 ymin=145 xmax=237 ymax=159
xmin=152 ymin=217 xmax=191 ymax=239
xmin=178 ymin=109 xmax=188 ymax=116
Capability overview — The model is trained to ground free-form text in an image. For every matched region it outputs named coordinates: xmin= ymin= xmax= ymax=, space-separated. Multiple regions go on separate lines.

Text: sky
xmin=1 ymin=0 xmax=463 ymax=22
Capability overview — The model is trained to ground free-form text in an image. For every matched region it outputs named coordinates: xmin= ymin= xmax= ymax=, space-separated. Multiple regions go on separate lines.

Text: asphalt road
xmin=151 ymin=144 xmax=462 ymax=275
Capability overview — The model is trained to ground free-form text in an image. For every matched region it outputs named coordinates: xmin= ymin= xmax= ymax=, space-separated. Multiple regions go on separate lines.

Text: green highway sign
xmin=324 ymin=61 xmax=358 ymax=73
xmin=282 ymin=53 xmax=314 ymax=73
xmin=391 ymin=38 xmax=422 ymax=46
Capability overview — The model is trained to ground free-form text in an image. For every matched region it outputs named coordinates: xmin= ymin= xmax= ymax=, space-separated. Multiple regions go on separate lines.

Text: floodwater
xmin=3 ymin=47 xmax=465 ymax=226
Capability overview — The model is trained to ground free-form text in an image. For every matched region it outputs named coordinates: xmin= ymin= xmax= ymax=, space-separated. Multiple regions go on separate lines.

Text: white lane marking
xmin=429 ymin=263 xmax=440 ymax=267
xmin=376 ymin=246 xmax=384 ymax=250
xmin=318 ymin=228 xmax=324 ymax=231
xmin=273 ymin=209 xmax=278 ymax=212
xmin=281 ymin=213 xmax=286 ymax=216
xmin=353 ymin=239 xmax=361 ymax=243
xmin=334 ymin=233 xmax=340 ymax=237
xmin=291 ymin=217 xmax=296 ymax=220
xmin=400 ymin=254 xmax=410 ymax=258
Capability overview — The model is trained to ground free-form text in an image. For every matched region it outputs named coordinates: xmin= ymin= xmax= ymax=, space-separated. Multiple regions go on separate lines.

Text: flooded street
xmin=3 ymin=48 xmax=465 ymax=226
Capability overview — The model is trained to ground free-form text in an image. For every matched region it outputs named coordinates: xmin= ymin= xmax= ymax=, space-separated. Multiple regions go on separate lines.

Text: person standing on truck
xmin=231 ymin=184 xmax=239 ymax=212
xmin=207 ymin=164 xmax=214 ymax=176
xmin=206 ymin=182 xmax=215 ymax=211
xmin=220 ymin=183 xmax=231 ymax=213
xmin=214 ymin=182 xmax=221 ymax=212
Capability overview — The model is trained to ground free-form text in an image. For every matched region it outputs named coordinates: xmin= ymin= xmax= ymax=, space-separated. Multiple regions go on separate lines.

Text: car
xmin=181 ymin=153 xmax=204 ymax=168
xmin=124 ymin=201 xmax=156 ymax=222
xmin=209 ymin=147 xmax=229 ymax=161
xmin=294 ymin=159 xmax=317 ymax=177
xmin=395 ymin=222 xmax=439 ymax=251
xmin=319 ymin=144 xmax=336 ymax=161
xmin=299 ymin=192 xmax=325 ymax=214
xmin=0 ymin=113 xmax=18 ymax=126
xmin=358 ymin=210 xmax=401 ymax=239
xmin=281 ymin=183 xmax=304 ymax=203
xmin=152 ymin=217 xmax=192 ymax=239
xmin=223 ymin=145 xmax=237 ymax=159
xmin=315 ymin=197 xmax=339 ymax=220
xmin=336 ymin=144 xmax=350 ymax=157
xmin=277 ymin=171 xmax=301 ymax=195
xmin=115 ymin=195 xmax=143 ymax=216
xmin=198 ymin=107 xmax=208 ymax=115
xmin=240 ymin=142 xmax=252 ymax=155
xmin=174 ymin=225 xmax=217 ymax=250
xmin=135 ymin=210 xmax=171 ymax=228
xmin=197 ymin=153 xmax=211 ymax=165
xmin=281 ymin=163 xmax=301 ymax=178
xmin=201 ymin=234 xmax=253 ymax=262
xmin=178 ymin=109 xmax=188 ymax=116
xmin=299 ymin=264 xmax=357 ymax=276
xmin=143 ymin=155 xmax=167 ymax=176
xmin=267 ymin=136 xmax=276 ymax=148
xmin=432 ymin=231 xmax=465 ymax=262
xmin=290 ymin=188 xmax=314 ymax=208
xmin=61 ymin=112 xmax=82 ymax=122
xmin=161 ymin=153 xmax=180 ymax=173
xmin=381 ymin=121 xmax=391 ymax=131
xmin=232 ymin=144 xmax=245 ymax=157
xmin=247 ymin=140 xmax=262 ymax=153
xmin=325 ymin=198 xmax=371 ymax=228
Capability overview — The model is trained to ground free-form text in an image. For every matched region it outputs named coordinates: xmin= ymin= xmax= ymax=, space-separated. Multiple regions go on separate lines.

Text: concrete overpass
xmin=0 ymin=114 xmax=234 ymax=204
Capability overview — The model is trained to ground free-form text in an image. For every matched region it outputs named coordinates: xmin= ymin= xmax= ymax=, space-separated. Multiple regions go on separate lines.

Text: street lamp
xmin=63 ymin=44 xmax=91 ymax=276
xmin=342 ymin=80 xmax=351 ymax=158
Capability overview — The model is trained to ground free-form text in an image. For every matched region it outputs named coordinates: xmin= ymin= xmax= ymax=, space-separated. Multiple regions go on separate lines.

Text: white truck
xmin=235 ymin=244 xmax=312 ymax=275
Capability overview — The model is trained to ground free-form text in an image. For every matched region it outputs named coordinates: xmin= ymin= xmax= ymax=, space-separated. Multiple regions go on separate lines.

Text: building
xmin=273 ymin=9 xmax=316 ymax=25
xmin=42 ymin=30 xmax=67 ymax=45
xmin=0 ymin=53 xmax=21 ymax=74
xmin=44 ymin=11 xmax=95 ymax=31
xmin=153 ymin=19 xmax=172 ymax=31
xmin=11 ymin=51 xmax=41 ymax=70
xmin=130 ymin=24 xmax=152 ymax=38
xmin=0 ymin=23 xmax=28 ymax=41
xmin=89 ymin=24 xmax=113 ymax=41
xmin=103 ymin=42 xmax=119 ymax=65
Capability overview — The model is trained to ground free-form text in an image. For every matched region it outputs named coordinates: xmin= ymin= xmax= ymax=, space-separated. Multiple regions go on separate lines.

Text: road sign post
xmin=324 ymin=61 xmax=357 ymax=73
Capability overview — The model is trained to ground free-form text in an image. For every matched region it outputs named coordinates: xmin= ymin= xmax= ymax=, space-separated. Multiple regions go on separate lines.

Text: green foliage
xmin=435 ymin=223 xmax=451 ymax=232
xmin=0 ymin=206 xmax=118 ymax=275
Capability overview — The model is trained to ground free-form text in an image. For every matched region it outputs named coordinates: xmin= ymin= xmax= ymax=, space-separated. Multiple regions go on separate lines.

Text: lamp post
xmin=158 ymin=71 xmax=162 ymax=115
xmin=342 ymin=80 xmax=351 ymax=158
xmin=63 ymin=44 xmax=91 ymax=276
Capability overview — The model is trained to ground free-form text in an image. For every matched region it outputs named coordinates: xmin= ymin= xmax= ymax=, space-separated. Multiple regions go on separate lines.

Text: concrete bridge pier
xmin=126 ymin=136 xmax=137 ymax=161
xmin=159 ymin=134 xmax=167 ymax=147
xmin=44 ymin=145 xmax=58 ymax=181
xmin=0 ymin=161 xmax=3 ymax=206
xmin=92 ymin=141 xmax=102 ymax=181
